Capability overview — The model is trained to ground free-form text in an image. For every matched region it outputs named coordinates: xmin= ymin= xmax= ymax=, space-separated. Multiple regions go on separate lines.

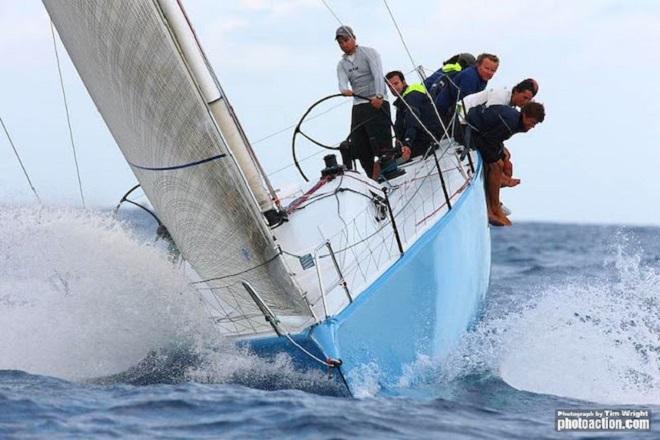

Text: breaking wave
xmin=0 ymin=206 xmax=213 ymax=380
xmin=0 ymin=206 xmax=345 ymax=394
xmin=437 ymin=234 xmax=660 ymax=405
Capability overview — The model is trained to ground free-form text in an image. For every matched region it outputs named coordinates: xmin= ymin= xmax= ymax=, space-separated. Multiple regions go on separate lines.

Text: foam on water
xmin=438 ymin=235 xmax=660 ymax=405
xmin=345 ymin=362 xmax=383 ymax=398
xmin=0 ymin=206 xmax=345 ymax=393
xmin=5 ymin=206 xmax=657 ymax=402
xmin=0 ymin=206 xmax=212 ymax=380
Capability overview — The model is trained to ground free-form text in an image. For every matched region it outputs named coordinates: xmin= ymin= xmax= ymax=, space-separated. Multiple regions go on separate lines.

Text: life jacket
xmin=402 ymin=82 xmax=427 ymax=97
xmin=423 ymin=62 xmax=463 ymax=98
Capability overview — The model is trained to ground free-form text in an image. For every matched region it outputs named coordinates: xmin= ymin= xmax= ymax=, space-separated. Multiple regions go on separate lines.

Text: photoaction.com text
xmin=555 ymin=409 xmax=650 ymax=432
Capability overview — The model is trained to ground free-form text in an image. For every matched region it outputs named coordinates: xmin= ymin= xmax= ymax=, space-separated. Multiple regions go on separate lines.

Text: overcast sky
xmin=1 ymin=1 xmax=659 ymax=226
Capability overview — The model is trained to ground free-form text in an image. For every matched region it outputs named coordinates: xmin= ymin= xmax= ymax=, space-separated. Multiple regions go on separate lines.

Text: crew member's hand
xmin=341 ymin=90 xmax=353 ymax=97
xmin=401 ymin=146 xmax=411 ymax=162
xmin=502 ymin=157 xmax=513 ymax=178
xmin=371 ymin=161 xmax=381 ymax=180
xmin=370 ymin=96 xmax=383 ymax=110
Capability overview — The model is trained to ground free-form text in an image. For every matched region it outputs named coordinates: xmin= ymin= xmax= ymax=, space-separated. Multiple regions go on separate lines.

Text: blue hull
xmin=245 ymin=160 xmax=490 ymax=396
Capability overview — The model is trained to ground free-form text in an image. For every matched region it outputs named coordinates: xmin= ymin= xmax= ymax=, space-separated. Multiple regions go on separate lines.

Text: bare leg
xmin=486 ymin=161 xmax=511 ymax=226
xmin=501 ymin=156 xmax=520 ymax=187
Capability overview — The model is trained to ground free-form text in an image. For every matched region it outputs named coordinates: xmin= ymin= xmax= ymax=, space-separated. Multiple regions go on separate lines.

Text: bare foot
xmin=501 ymin=177 xmax=521 ymax=188
xmin=488 ymin=212 xmax=512 ymax=227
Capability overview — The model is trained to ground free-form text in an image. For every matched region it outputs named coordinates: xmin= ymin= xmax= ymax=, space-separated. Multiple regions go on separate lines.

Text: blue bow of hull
xmin=245 ymin=160 xmax=490 ymax=396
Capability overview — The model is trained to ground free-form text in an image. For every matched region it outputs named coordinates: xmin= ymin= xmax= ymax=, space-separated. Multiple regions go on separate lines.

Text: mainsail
xmin=43 ymin=0 xmax=313 ymax=335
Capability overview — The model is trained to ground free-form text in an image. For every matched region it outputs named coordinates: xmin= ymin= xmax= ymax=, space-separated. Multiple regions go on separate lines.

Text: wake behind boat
xmin=43 ymin=0 xmax=490 ymax=395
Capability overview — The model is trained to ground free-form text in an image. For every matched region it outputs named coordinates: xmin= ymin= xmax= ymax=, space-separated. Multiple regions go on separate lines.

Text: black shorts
xmin=349 ymin=102 xmax=393 ymax=174
xmin=464 ymin=126 xmax=503 ymax=164
xmin=477 ymin=143 xmax=504 ymax=164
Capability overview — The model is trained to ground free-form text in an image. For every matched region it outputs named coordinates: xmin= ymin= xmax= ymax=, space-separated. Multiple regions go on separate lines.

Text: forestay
xmin=43 ymin=0 xmax=314 ymax=336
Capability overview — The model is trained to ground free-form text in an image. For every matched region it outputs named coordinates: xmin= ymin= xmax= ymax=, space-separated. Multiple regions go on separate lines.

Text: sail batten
xmin=43 ymin=0 xmax=313 ymax=335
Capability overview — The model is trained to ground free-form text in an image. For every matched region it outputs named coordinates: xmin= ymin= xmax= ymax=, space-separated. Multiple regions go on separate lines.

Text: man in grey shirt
xmin=336 ymin=26 xmax=395 ymax=180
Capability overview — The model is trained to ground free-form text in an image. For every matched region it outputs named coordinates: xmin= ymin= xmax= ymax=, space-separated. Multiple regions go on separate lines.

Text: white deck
xmin=272 ymin=142 xmax=476 ymax=326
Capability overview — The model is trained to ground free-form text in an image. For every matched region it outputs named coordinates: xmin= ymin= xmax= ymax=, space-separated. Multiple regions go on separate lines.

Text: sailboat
xmin=43 ymin=0 xmax=490 ymax=395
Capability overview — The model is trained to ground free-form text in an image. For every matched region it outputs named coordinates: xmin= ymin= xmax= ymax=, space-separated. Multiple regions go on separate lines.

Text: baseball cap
xmin=335 ymin=25 xmax=355 ymax=40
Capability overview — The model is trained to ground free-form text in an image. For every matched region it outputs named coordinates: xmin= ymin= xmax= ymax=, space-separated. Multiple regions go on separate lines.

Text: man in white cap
xmin=335 ymin=25 xmax=396 ymax=180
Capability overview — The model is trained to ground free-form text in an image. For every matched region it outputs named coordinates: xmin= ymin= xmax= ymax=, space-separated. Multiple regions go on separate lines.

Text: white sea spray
xmin=0 ymin=206 xmax=212 ymax=380
xmin=439 ymin=233 xmax=660 ymax=405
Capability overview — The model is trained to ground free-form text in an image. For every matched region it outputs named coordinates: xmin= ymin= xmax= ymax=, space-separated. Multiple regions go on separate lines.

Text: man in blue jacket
xmin=465 ymin=101 xmax=545 ymax=226
xmin=385 ymin=70 xmax=442 ymax=158
xmin=423 ymin=52 xmax=476 ymax=98
xmin=435 ymin=53 xmax=499 ymax=127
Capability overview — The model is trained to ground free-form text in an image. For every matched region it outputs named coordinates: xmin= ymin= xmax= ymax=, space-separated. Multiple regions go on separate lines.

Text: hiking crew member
xmin=435 ymin=53 xmax=500 ymax=127
xmin=459 ymin=78 xmax=539 ymax=124
xmin=465 ymin=102 xmax=545 ymax=226
xmin=386 ymin=70 xmax=442 ymax=159
xmin=423 ymin=53 xmax=476 ymax=98
xmin=458 ymin=78 xmax=540 ymax=188
xmin=335 ymin=25 xmax=395 ymax=180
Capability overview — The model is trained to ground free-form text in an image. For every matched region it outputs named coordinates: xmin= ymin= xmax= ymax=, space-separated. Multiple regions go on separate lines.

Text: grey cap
xmin=335 ymin=25 xmax=355 ymax=40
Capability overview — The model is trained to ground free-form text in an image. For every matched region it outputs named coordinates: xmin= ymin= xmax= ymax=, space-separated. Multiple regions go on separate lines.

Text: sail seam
xmin=127 ymin=153 xmax=226 ymax=171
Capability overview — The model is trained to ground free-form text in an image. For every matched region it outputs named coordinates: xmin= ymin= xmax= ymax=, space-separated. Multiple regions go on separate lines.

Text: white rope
xmin=253 ymin=99 xmax=349 ymax=146
xmin=283 ymin=333 xmax=331 ymax=367
xmin=382 ymin=0 xmax=417 ymax=69
xmin=50 ymin=21 xmax=86 ymax=208
xmin=267 ymin=149 xmax=326 ymax=177
xmin=381 ymin=0 xmax=467 ymax=177
xmin=317 ymin=0 xmax=469 ymax=181
xmin=319 ymin=0 xmax=344 ymax=26
xmin=0 ymin=117 xmax=42 ymax=204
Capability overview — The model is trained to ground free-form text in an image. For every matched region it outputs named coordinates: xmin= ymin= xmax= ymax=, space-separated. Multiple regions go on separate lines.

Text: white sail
xmin=43 ymin=0 xmax=313 ymax=335
xmin=156 ymin=0 xmax=280 ymax=215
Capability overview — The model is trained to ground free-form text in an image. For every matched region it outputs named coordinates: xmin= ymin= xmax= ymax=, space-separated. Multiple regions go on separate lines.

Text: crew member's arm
xmin=458 ymin=89 xmax=488 ymax=124
xmin=455 ymin=73 xmax=480 ymax=103
xmin=365 ymin=48 xmax=385 ymax=109
xmin=486 ymin=88 xmax=511 ymax=107
xmin=481 ymin=105 xmax=518 ymax=161
xmin=337 ymin=61 xmax=352 ymax=96
xmin=402 ymin=94 xmax=424 ymax=146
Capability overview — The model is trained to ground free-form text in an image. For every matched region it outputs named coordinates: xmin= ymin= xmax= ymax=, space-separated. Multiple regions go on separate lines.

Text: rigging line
xmin=333 ymin=175 xmax=352 ymax=259
xmin=318 ymin=0 xmax=459 ymax=171
xmin=50 ymin=21 xmax=86 ymax=208
xmin=380 ymin=3 xmax=466 ymax=175
xmin=386 ymin=79 xmax=458 ymax=169
xmin=382 ymin=0 xmax=417 ymax=69
xmin=283 ymin=332 xmax=331 ymax=367
xmin=0 ymin=117 xmax=42 ymax=204
xmin=382 ymin=21 xmax=452 ymax=159
xmin=319 ymin=0 xmax=344 ymax=26
xmin=252 ymin=99 xmax=350 ymax=146
xmin=267 ymin=149 xmax=326 ymax=177
xmin=190 ymin=251 xmax=281 ymax=284
xmin=292 ymin=181 xmax=375 ymax=213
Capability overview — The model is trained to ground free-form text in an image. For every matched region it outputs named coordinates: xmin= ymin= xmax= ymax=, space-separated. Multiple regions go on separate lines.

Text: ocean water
xmin=1 ymin=207 xmax=658 ymax=439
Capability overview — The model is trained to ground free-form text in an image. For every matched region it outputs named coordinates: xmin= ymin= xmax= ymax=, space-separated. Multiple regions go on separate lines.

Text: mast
xmin=42 ymin=0 xmax=314 ymax=336
xmin=156 ymin=0 xmax=284 ymax=225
